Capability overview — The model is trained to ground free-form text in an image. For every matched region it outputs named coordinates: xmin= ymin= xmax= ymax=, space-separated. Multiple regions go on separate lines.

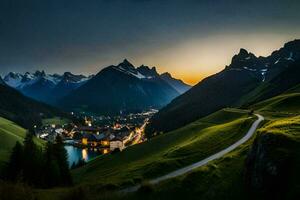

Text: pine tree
xmin=6 ymin=141 xmax=24 ymax=181
xmin=53 ymin=135 xmax=72 ymax=185
xmin=44 ymin=142 xmax=61 ymax=187
xmin=23 ymin=131 xmax=43 ymax=186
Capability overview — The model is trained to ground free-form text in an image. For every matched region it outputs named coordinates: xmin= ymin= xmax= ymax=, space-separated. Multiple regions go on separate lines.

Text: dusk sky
xmin=1 ymin=0 xmax=300 ymax=85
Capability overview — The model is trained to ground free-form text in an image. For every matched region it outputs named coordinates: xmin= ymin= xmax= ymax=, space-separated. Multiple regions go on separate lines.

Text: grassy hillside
xmin=114 ymin=90 xmax=300 ymax=200
xmin=72 ymin=109 xmax=254 ymax=187
xmin=33 ymin=108 xmax=254 ymax=199
xmin=250 ymin=93 xmax=300 ymax=115
xmin=0 ymin=117 xmax=44 ymax=169
xmin=110 ymin=94 xmax=300 ymax=200
xmin=0 ymin=117 xmax=26 ymax=168
xmin=42 ymin=117 xmax=71 ymax=126
xmin=31 ymin=90 xmax=300 ymax=200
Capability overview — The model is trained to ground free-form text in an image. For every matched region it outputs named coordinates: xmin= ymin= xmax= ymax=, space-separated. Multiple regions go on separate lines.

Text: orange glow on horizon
xmin=82 ymin=33 xmax=299 ymax=87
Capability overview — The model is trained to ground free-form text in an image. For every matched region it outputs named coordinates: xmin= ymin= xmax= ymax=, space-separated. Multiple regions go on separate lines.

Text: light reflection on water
xmin=64 ymin=146 xmax=100 ymax=167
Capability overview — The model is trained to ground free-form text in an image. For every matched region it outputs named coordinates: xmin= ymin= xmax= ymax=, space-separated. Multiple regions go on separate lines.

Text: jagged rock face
xmin=245 ymin=133 xmax=294 ymax=199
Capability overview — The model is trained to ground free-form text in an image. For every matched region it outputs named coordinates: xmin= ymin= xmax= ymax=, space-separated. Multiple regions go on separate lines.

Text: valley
xmin=0 ymin=40 xmax=299 ymax=200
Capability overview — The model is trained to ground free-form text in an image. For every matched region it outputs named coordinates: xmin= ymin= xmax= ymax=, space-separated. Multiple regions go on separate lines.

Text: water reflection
xmin=65 ymin=146 xmax=100 ymax=167
xmin=82 ymin=148 xmax=88 ymax=161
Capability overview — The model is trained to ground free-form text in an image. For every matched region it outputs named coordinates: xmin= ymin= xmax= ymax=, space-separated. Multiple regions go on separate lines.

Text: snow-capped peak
xmin=113 ymin=59 xmax=158 ymax=79
xmin=4 ymin=72 xmax=24 ymax=88
xmin=3 ymin=71 xmax=91 ymax=89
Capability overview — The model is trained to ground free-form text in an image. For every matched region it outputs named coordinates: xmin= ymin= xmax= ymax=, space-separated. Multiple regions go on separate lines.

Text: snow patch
xmin=285 ymin=52 xmax=295 ymax=61
xmin=113 ymin=66 xmax=154 ymax=79
xmin=243 ymin=67 xmax=257 ymax=72
xmin=261 ymin=72 xmax=266 ymax=82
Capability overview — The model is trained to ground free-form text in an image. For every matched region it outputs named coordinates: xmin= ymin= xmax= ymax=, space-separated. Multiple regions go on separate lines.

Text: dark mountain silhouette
xmin=0 ymin=83 xmax=69 ymax=129
xmin=160 ymin=72 xmax=191 ymax=94
xmin=58 ymin=60 xmax=183 ymax=115
xmin=146 ymin=39 xmax=300 ymax=136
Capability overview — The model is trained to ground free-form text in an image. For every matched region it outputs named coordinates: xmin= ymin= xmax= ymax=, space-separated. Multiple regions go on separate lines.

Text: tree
xmin=53 ymin=135 xmax=72 ymax=185
xmin=23 ymin=131 xmax=43 ymax=186
xmin=44 ymin=142 xmax=61 ymax=187
xmin=6 ymin=141 xmax=24 ymax=181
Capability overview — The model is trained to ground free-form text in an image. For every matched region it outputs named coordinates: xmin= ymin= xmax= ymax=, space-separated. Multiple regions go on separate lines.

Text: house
xmin=81 ymin=133 xmax=110 ymax=147
xmin=110 ymin=139 xmax=125 ymax=152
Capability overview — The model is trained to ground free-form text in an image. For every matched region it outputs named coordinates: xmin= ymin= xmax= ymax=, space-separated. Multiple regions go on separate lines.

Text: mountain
xmin=4 ymin=71 xmax=90 ymax=104
xmin=146 ymin=39 xmax=300 ymax=136
xmin=51 ymin=72 xmax=90 ymax=101
xmin=0 ymin=82 xmax=69 ymax=129
xmin=160 ymin=72 xmax=191 ymax=94
xmin=58 ymin=59 xmax=182 ymax=115
xmin=0 ymin=77 xmax=5 ymax=85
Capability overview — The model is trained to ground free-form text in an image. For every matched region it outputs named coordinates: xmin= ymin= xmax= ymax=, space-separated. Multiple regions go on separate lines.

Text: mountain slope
xmin=0 ymin=117 xmax=26 ymax=168
xmin=59 ymin=60 xmax=181 ymax=115
xmin=146 ymin=39 xmax=300 ymax=136
xmin=0 ymin=77 xmax=5 ymax=85
xmin=0 ymin=117 xmax=45 ymax=171
xmin=160 ymin=72 xmax=191 ymax=94
xmin=72 ymin=109 xmax=253 ymax=186
xmin=0 ymin=83 xmax=68 ymax=129
xmin=114 ymin=90 xmax=300 ymax=200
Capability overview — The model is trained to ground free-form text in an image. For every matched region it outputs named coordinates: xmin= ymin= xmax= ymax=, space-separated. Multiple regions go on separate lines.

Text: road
xmin=130 ymin=119 xmax=148 ymax=145
xmin=121 ymin=114 xmax=264 ymax=193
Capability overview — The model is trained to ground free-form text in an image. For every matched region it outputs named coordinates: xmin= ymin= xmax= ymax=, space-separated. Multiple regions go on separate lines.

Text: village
xmin=35 ymin=109 xmax=157 ymax=156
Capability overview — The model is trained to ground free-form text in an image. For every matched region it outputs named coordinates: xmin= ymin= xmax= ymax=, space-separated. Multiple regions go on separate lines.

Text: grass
xmin=113 ymin=90 xmax=300 ymax=200
xmin=42 ymin=117 xmax=70 ymax=126
xmin=116 ymin=114 xmax=300 ymax=200
xmin=121 ymin=134 xmax=256 ymax=200
xmin=0 ymin=117 xmax=44 ymax=170
xmin=71 ymin=109 xmax=254 ymax=187
xmin=0 ymin=117 xmax=27 ymax=168
xmin=23 ymin=90 xmax=300 ymax=199
xmin=34 ymin=108 xmax=254 ymax=200
xmin=250 ymin=93 xmax=300 ymax=115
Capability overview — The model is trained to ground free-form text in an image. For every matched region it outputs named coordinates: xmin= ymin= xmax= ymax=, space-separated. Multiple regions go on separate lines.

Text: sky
xmin=0 ymin=0 xmax=299 ymax=85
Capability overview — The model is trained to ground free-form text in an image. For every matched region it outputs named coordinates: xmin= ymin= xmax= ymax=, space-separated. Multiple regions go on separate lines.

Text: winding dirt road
xmin=121 ymin=114 xmax=264 ymax=193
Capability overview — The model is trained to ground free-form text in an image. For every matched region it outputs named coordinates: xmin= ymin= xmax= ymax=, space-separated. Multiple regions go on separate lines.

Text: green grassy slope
xmin=34 ymin=90 xmax=300 ymax=200
xmin=72 ymin=109 xmax=254 ymax=187
xmin=42 ymin=117 xmax=71 ymax=126
xmin=250 ymin=93 xmax=300 ymax=114
xmin=0 ymin=117 xmax=44 ymax=169
xmin=0 ymin=117 xmax=26 ymax=167
xmin=116 ymin=91 xmax=300 ymax=200
xmin=113 ymin=94 xmax=300 ymax=200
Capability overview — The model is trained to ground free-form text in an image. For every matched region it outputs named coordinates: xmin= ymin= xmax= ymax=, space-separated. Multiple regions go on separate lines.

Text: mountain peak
xmin=283 ymin=39 xmax=300 ymax=51
xmin=137 ymin=65 xmax=159 ymax=78
xmin=238 ymin=48 xmax=249 ymax=56
xmin=229 ymin=48 xmax=258 ymax=69
xmin=63 ymin=72 xmax=74 ymax=77
xmin=34 ymin=70 xmax=46 ymax=77
xmin=119 ymin=59 xmax=134 ymax=67
xmin=161 ymin=72 xmax=172 ymax=78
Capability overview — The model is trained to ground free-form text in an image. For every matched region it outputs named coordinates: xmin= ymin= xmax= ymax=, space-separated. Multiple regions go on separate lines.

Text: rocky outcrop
xmin=244 ymin=132 xmax=295 ymax=199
